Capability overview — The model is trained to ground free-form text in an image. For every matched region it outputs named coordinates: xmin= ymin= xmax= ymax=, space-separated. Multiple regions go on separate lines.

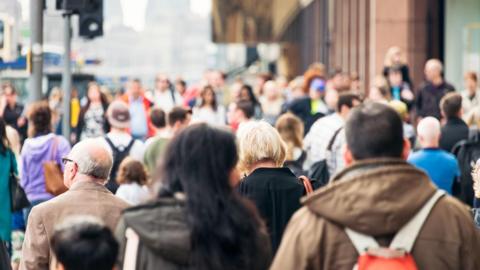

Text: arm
xmin=19 ymin=207 xmax=49 ymax=270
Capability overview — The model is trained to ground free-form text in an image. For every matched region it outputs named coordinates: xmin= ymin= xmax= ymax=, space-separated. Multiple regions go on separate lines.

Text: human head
xmin=388 ymin=65 xmax=403 ymax=87
xmin=417 ymin=117 xmax=441 ymax=148
xmin=128 ymin=79 xmax=142 ymax=98
xmin=51 ymin=216 xmax=118 ymax=270
xmin=27 ymin=101 xmax=52 ymax=137
xmin=368 ymin=76 xmax=390 ymax=102
xmin=336 ymin=93 xmax=361 ymax=119
xmin=389 ymin=100 xmax=408 ymax=121
xmin=309 ymin=78 xmax=326 ymax=99
xmin=263 ymin=80 xmax=279 ymax=100
xmin=384 ymin=46 xmax=403 ymax=67
xmin=234 ymin=100 xmax=254 ymax=122
xmin=424 ymin=59 xmax=443 ymax=82
xmin=159 ymin=123 xmax=262 ymax=269
xmin=464 ymin=71 xmax=478 ymax=92
xmin=275 ymin=113 xmax=303 ymax=160
xmin=106 ymin=101 xmax=130 ymax=130
xmin=440 ymin=92 xmax=463 ymax=119
xmin=167 ymin=106 xmax=192 ymax=134
xmin=2 ymin=83 xmax=17 ymax=106
xmin=200 ymin=85 xmax=218 ymax=109
xmin=239 ymin=84 xmax=258 ymax=104
xmin=155 ymin=74 xmax=170 ymax=91
xmin=344 ymin=102 xmax=408 ymax=164
xmin=116 ymin=157 xmax=147 ymax=186
xmin=87 ymin=82 xmax=102 ymax=103
xmin=175 ymin=79 xmax=187 ymax=96
xmin=237 ymin=121 xmax=286 ymax=174
xmin=149 ymin=107 xmax=166 ymax=130
xmin=63 ymin=139 xmax=113 ymax=188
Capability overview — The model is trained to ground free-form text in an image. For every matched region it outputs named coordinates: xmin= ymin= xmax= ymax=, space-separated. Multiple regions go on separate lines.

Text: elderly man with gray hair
xmin=408 ymin=117 xmax=460 ymax=195
xmin=19 ymin=139 xmax=130 ymax=270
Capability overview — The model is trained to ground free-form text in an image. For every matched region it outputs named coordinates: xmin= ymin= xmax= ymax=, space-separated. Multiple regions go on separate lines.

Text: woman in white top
xmin=115 ymin=157 xmax=150 ymax=205
xmin=193 ymin=85 xmax=226 ymax=126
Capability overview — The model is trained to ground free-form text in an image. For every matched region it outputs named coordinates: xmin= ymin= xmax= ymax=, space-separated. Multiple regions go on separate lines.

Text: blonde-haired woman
xmin=383 ymin=46 xmax=412 ymax=87
xmin=275 ymin=113 xmax=306 ymax=176
xmin=236 ymin=120 xmax=305 ymax=253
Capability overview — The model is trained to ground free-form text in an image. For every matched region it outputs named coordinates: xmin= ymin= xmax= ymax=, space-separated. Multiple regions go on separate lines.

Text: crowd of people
xmin=1 ymin=46 xmax=480 ymax=269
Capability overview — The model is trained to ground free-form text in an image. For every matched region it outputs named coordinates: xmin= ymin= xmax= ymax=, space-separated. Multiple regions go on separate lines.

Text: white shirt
xmin=100 ymin=132 xmax=145 ymax=161
xmin=304 ymin=113 xmax=344 ymax=169
xmin=115 ymin=183 xmax=150 ymax=205
xmin=153 ymin=89 xmax=183 ymax=112
xmin=192 ymin=106 xmax=226 ymax=126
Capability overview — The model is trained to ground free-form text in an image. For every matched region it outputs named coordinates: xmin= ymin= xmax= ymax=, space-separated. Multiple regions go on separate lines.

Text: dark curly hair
xmin=28 ymin=101 xmax=52 ymax=137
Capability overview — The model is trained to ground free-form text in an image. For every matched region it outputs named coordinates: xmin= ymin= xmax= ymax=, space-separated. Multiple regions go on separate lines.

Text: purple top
xmin=20 ymin=133 xmax=71 ymax=201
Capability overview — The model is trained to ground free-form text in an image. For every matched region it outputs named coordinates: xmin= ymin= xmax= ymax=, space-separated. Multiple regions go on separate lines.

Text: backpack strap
xmin=299 ymin=175 xmax=313 ymax=194
xmin=326 ymin=127 xmax=343 ymax=152
xmin=389 ymin=190 xmax=445 ymax=252
xmin=124 ymin=138 xmax=136 ymax=153
xmin=345 ymin=190 xmax=445 ymax=254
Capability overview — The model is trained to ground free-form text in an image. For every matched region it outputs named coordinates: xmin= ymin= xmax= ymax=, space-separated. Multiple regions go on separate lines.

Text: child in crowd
xmin=115 ymin=157 xmax=150 ymax=205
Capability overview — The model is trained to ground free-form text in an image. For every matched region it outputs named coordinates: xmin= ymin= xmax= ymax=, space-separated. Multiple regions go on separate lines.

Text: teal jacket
xmin=0 ymin=149 xmax=17 ymax=242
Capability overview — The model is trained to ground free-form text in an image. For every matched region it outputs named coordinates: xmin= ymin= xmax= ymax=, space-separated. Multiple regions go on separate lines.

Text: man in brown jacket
xmin=20 ymin=139 xmax=130 ymax=270
xmin=271 ymin=103 xmax=480 ymax=270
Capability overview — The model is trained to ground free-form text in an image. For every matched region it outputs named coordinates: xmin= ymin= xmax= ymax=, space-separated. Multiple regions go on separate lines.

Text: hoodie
xmin=271 ymin=158 xmax=480 ymax=270
xmin=20 ymin=133 xmax=71 ymax=202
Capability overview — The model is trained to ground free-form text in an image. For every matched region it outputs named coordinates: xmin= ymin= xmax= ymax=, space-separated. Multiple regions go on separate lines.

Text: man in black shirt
xmin=439 ymin=92 xmax=469 ymax=152
xmin=416 ymin=59 xmax=455 ymax=120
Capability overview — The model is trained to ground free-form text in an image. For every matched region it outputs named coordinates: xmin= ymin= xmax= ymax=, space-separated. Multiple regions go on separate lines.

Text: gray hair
xmin=69 ymin=139 xmax=113 ymax=180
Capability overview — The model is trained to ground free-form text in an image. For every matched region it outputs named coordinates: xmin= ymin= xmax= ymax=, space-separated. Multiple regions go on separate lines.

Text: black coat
xmin=237 ymin=167 xmax=305 ymax=253
xmin=283 ymin=97 xmax=325 ymax=134
xmin=415 ymin=81 xmax=455 ymax=119
xmin=440 ymin=117 xmax=469 ymax=152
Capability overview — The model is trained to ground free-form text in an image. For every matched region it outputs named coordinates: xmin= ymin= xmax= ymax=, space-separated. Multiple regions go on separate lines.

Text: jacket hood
xmin=303 ymin=158 xmax=437 ymax=236
xmin=122 ymin=195 xmax=191 ymax=266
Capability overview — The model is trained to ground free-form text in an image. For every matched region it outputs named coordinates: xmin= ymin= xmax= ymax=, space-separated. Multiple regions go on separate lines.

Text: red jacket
xmin=121 ymin=94 xmax=155 ymax=138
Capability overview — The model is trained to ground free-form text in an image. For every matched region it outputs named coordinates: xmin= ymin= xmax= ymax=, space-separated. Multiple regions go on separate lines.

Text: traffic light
xmin=79 ymin=0 xmax=103 ymax=39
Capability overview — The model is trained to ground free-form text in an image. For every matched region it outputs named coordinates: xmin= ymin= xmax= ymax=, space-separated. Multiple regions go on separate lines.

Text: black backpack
xmin=104 ymin=136 xmax=135 ymax=193
xmin=308 ymin=127 xmax=343 ymax=189
xmin=452 ymin=131 xmax=480 ymax=206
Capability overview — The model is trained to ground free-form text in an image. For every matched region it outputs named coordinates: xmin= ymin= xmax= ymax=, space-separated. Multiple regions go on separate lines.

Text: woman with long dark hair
xmin=192 ymin=85 xmax=226 ymax=126
xmin=76 ymin=82 xmax=110 ymax=141
xmin=239 ymin=84 xmax=263 ymax=119
xmin=116 ymin=123 xmax=271 ymax=270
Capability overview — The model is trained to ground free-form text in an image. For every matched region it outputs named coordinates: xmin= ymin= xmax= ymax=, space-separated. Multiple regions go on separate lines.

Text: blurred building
xmin=213 ymin=0 xmax=480 ymax=92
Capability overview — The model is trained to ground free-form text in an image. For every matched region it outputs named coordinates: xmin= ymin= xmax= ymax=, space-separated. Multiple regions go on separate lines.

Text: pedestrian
xmin=461 ymin=71 xmax=480 ymax=127
xmin=20 ymin=138 xmax=129 ymax=270
xmin=50 ymin=217 xmax=119 ymax=270
xmin=238 ymin=84 xmax=262 ymax=119
xmin=76 ymin=82 xmax=110 ymax=141
xmin=116 ymin=123 xmax=271 ymax=270
xmin=153 ymin=74 xmax=183 ymax=112
xmin=0 ymin=117 xmax=18 ymax=249
xmin=408 ymin=117 xmax=460 ymax=194
xmin=21 ymin=102 xmax=71 ymax=223
xmin=271 ymin=102 xmax=480 ymax=270
xmin=144 ymin=107 xmax=168 ymax=147
xmin=260 ymin=81 xmax=284 ymax=125
xmin=382 ymin=46 xmax=412 ymax=87
xmin=387 ymin=65 xmax=414 ymax=108
xmin=415 ymin=59 xmax=455 ymax=120
xmin=121 ymin=79 xmax=154 ymax=140
xmin=389 ymin=100 xmax=416 ymax=148
xmin=304 ymin=93 xmax=361 ymax=172
xmin=0 ymin=83 xmax=27 ymax=141
xmin=115 ymin=157 xmax=150 ymax=205
xmin=439 ymin=92 xmax=469 ymax=152
xmin=275 ymin=113 xmax=307 ymax=177
xmin=237 ymin=121 xmax=305 ymax=253
xmin=192 ymin=85 xmax=226 ymax=126
xmin=143 ymin=106 xmax=191 ymax=174
xmin=101 ymin=101 xmax=145 ymax=193
xmin=227 ymin=100 xmax=255 ymax=132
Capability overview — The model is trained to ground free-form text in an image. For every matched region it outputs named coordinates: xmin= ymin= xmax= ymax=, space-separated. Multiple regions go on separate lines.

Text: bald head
xmin=425 ymin=59 xmax=443 ymax=82
xmin=69 ymin=139 xmax=113 ymax=180
xmin=417 ymin=117 xmax=441 ymax=148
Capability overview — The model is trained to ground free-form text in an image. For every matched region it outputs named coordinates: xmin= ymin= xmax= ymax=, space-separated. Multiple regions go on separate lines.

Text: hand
xmin=401 ymin=89 xmax=414 ymax=101
xmin=17 ymin=116 xmax=26 ymax=127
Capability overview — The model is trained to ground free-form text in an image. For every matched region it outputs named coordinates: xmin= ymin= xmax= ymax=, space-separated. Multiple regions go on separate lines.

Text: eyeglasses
xmin=61 ymin=157 xmax=75 ymax=165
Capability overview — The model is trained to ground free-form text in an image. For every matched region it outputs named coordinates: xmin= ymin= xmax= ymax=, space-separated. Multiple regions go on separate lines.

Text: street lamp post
xmin=62 ymin=12 xmax=72 ymax=140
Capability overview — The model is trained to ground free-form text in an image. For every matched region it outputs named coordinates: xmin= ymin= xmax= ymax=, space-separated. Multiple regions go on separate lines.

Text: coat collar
xmin=69 ymin=180 xmax=111 ymax=194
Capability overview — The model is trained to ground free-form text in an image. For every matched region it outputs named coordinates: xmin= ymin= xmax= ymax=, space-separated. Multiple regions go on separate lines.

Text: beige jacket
xmin=271 ymin=159 xmax=480 ymax=270
xmin=19 ymin=180 xmax=130 ymax=270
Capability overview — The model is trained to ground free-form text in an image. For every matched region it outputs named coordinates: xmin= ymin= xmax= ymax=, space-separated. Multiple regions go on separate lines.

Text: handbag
xmin=8 ymin=150 xmax=30 ymax=212
xmin=299 ymin=175 xmax=314 ymax=194
xmin=44 ymin=136 xmax=68 ymax=196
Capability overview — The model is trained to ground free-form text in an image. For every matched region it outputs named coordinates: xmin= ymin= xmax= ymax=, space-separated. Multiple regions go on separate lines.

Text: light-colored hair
xmin=384 ymin=46 xmax=403 ymax=67
xmin=237 ymin=121 xmax=286 ymax=173
xmin=69 ymin=139 xmax=113 ymax=180
xmin=425 ymin=59 xmax=443 ymax=73
xmin=275 ymin=113 xmax=304 ymax=160
xmin=417 ymin=117 xmax=441 ymax=145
